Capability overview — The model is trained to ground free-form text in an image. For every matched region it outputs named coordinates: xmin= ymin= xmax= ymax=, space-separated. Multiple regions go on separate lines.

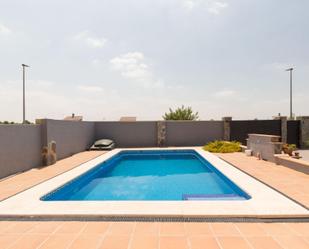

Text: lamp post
xmin=22 ymin=64 xmax=30 ymax=124
xmin=285 ymin=67 xmax=294 ymax=120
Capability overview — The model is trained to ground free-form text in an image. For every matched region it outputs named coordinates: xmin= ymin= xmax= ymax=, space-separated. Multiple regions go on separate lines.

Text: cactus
xmin=41 ymin=141 xmax=57 ymax=166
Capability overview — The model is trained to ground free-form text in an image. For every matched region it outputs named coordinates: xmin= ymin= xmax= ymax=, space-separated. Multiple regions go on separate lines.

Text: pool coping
xmin=0 ymin=147 xmax=308 ymax=219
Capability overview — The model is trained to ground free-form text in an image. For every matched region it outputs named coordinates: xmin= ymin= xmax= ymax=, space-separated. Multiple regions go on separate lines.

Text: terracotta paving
xmin=0 ymin=151 xmax=105 ymax=201
xmin=0 ymin=221 xmax=308 ymax=249
xmin=0 ymin=150 xmax=309 ymax=248
xmin=218 ymin=152 xmax=309 ymax=208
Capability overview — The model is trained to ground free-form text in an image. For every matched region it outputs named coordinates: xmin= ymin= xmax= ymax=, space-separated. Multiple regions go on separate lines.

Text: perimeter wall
xmin=0 ymin=117 xmax=303 ymax=179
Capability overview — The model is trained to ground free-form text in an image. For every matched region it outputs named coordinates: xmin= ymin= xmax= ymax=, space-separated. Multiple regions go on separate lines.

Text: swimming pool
xmin=42 ymin=150 xmax=250 ymax=201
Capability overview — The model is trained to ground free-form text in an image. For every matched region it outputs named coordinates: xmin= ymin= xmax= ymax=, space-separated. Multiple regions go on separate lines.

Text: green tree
xmin=163 ymin=105 xmax=199 ymax=120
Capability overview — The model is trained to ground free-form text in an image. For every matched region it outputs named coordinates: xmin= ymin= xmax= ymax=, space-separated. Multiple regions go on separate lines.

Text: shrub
xmin=203 ymin=141 xmax=242 ymax=153
xmin=163 ymin=105 xmax=199 ymax=120
xmin=23 ymin=120 xmax=32 ymax=124
xmin=282 ymin=143 xmax=297 ymax=156
xmin=0 ymin=121 xmax=16 ymax=125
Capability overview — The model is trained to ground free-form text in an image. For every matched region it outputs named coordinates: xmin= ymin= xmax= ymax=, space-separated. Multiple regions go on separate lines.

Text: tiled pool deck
xmin=218 ymin=153 xmax=309 ymax=208
xmin=0 ymin=151 xmax=106 ymax=202
xmin=0 ymin=150 xmax=308 ymax=248
xmin=1 ymin=221 xmax=309 ymax=249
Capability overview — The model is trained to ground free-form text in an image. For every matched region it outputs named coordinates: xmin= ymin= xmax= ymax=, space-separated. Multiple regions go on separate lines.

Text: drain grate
xmin=1 ymin=215 xmax=309 ymax=223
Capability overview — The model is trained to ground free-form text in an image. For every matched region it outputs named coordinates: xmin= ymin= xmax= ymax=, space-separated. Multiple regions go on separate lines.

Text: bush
xmin=282 ymin=143 xmax=297 ymax=156
xmin=203 ymin=141 xmax=242 ymax=153
xmin=163 ymin=105 xmax=199 ymax=120
xmin=0 ymin=121 xmax=16 ymax=125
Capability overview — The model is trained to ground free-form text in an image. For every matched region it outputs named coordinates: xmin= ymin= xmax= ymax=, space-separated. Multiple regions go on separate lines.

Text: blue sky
xmin=0 ymin=0 xmax=308 ymax=121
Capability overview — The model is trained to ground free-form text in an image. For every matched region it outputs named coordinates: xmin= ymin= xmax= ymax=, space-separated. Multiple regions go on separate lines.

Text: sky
xmin=0 ymin=0 xmax=308 ymax=122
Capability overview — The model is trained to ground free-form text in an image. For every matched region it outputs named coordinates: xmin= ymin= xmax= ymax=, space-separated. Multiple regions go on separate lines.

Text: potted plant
xmin=282 ymin=144 xmax=297 ymax=156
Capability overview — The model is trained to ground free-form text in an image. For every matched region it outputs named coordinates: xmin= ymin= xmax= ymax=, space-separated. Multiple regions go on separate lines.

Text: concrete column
xmin=157 ymin=121 xmax=166 ymax=147
xmin=36 ymin=119 xmax=57 ymax=166
xmin=222 ymin=117 xmax=232 ymax=141
xmin=273 ymin=116 xmax=287 ymax=144
xmin=297 ymin=116 xmax=309 ymax=149
xmin=281 ymin=117 xmax=287 ymax=144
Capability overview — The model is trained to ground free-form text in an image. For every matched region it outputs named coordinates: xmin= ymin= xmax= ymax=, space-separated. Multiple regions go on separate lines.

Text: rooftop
xmin=63 ymin=114 xmax=83 ymax=121
xmin=119 ymin=116 xmax=137 ymax=122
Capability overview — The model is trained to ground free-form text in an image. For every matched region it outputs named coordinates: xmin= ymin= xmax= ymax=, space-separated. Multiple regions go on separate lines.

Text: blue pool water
xmin=42 ymin=150 xmax=250 ymax=201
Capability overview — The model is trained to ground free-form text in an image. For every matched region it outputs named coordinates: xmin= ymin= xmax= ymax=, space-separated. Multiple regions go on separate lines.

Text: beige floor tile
xmin=99 ymin=235 xmax=130 ymax=249
xmin=160 ymin=222 xmax=186 ymax=236
xmin=9 ymin=234 xmax=48 ymax=249
xmin=274 ymin=236 xmax=309 ymax=249
xmin=28 ymin=222 xmax=63 ymax=234
xmin=185 ymin=222 xmax=212 ymax=235
xmin=38 ymin=234 xmax=76 ymax=249
xmin=235 ymin=223 xmax=267 ymax=236
xmin=82 ymin=222 xmax=110 ymax=235
xmin=260 ymin=223 xmax=296 ymax=236
xmin=3 ymin=222 xmax=38 ymax=234
xmin=189 ymin=236 xmax=220 ymax=249
xmin=303 ymin=236 xmax=309 ymax=245
xmin=160 ymin=236 xmax=189 ymax=249
xmin=134 ymin=222 xmax=159 ymax=235
xmin=247 ymin=236 xmax=283 ymax=249
xmin=218 ymin=153 xmax=309 ymax=208
xmin=0 ymin=222 xmax=15 ymax=233
xmin=286 ymin=223 xmax=309 ymax=236
xmin=130 ymin=235 xmax=158 ymax=249
xmin=0 ymin=151 xmax=104 ymax=202
xmin=211 ymin=223 xmax=240 ymax=236
xmin=55 ymin=222 xmax=86 ymax=234
xmin=68 ymin=234 xmax=103 ymax=249
xmin=108 ymin=222 xmax=135 ymax=235
xmin=0 ymin=234 xmax=23 ymax=249
xmin=218 ymin=236 xmax=252 ymax=249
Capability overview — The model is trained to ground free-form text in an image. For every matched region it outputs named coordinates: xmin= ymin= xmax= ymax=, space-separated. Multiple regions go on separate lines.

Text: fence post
xmin=36 ymin=119 xmax=57 ymax=166
xmin=157 ymin=121 xmax=166 ymax=147
xmin=296 ymin=116 xmax=309 ymax=149
xmin=273 ymin=116 xmax=287 ymax=144
xmin=222 ymin=117 xmax=232 ymax=141
xmin=281 ymin=117 xmax=287 ymax=144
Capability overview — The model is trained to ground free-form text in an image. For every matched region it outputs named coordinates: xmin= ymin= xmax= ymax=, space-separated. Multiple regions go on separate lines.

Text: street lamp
xmin=285 ymin=67 xmax=294 ymax=120
xmin=22 ymin=64 xmax=30 ymax=124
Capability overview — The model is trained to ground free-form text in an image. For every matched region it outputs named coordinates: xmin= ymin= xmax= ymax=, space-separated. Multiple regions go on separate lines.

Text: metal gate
xmin=287 ymin=120 xmax=300 ymax=147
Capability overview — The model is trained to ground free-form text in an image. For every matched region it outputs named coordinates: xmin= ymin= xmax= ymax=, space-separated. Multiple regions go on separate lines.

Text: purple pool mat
xmin=182 ymin=193 xmax=243 ymax=200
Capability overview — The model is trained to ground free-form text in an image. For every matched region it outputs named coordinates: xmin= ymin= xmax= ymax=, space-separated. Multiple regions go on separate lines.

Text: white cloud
xmin=207 ymin=1 xmax=228 ymax=15
xmin=74 ymin=31 xmax=107 ymax=48
xmin=182 ymin=0 xmax=228 ymax=14
xmin=110 ymin=52 xmax=163 ymax=87
xmin=0 ymin=23 xmax=11 ymax=35
xmin=92 ymin=59 xmax=102 ymax=66
xmin=4 ymin=79 xmax=54 ymax=88
xmin=0 ymin=79 xmax=117 ymax=121
xmin=183 ymin=0 xmax=198 ymax=10
xmin=77 ymin=85 xmax=103 ymax=92
xmin=213 ymin=89 xmax=236 ymax=98
xmin=29 ymin=80 xmax=53 ymax=87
